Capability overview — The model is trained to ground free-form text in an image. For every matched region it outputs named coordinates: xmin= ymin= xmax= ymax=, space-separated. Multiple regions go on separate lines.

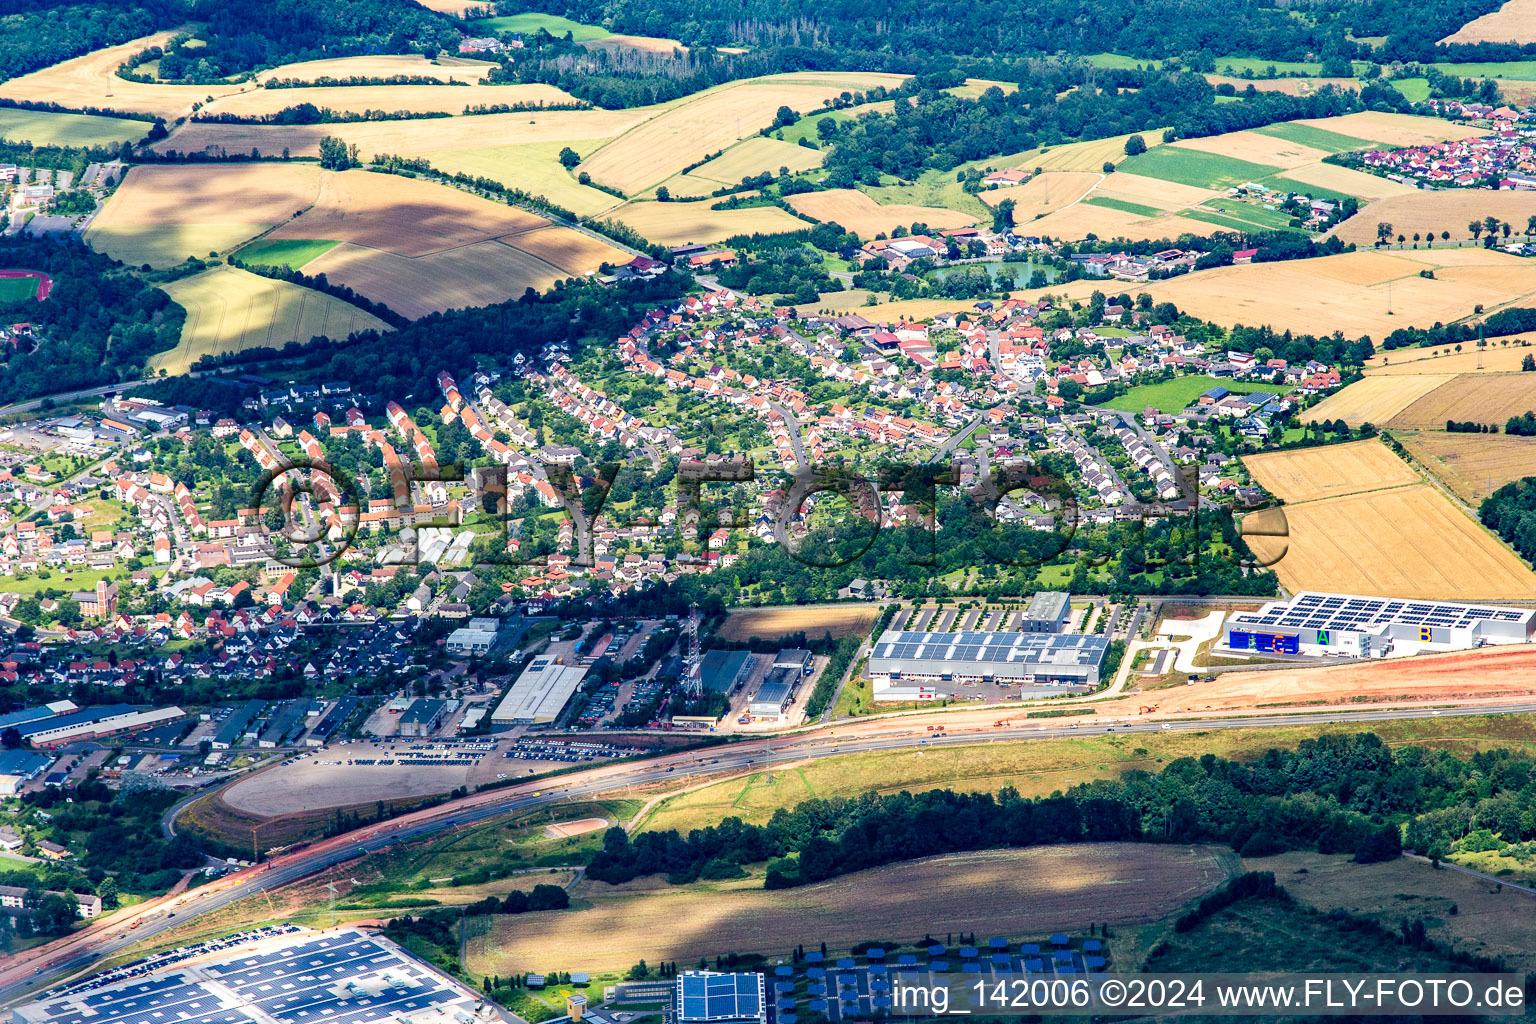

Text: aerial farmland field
xmin=153 ymin=265 xmax=391 ymax=375
xmin=1243 ymin=439 xmax=1422 ymax=502
xmin=195 ymin=82 xmax=580 ymax=119
xmin=611 ymin=197 xmax=809 ymax=245
xmin=1440 ymin=0 xmax=1536 ymax=45
xmin=1299 ymin=374 xmax=1457 ymax=426
xmin=786 ymin=188 xmax=977 ymax=238
xmin=716 ymin=604 xmax=881 ymax=642
xmin=1387 ymin=372 xmax=1536 ymax=429
xmin=690 ymin=136 xmax=826 ymax=186
xmin=1398 ymin=429 xmax=1536 ymax=503
xmin=1330 ymin=190 xmax=1536 ymax=245
xmin=84 ymin=163 xmax=323 ymax=268
xmin=0 ymin=108 xmax=151 ymax=148
xmin=1365 ymin=340 xmax=1536 ymax=374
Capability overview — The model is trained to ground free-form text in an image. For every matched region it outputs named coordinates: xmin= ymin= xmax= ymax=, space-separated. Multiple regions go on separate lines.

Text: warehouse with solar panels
xmin=867 ymin=630 xmax=1109 ymax=700
xmin=1221 ymin=591 xmax=1536 ymax=659
xmin=672 ymin=971 xmax=766 ymax=1024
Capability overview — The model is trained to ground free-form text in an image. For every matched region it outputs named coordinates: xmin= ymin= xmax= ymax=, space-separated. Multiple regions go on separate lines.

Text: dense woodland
xmin=0 ymin=1 xmax=180 ymax=84
xmin=0 ymin=238 xmax=186 ymax=405
xmin=1480 ymin=478 xmax=1536 ymax=568
xmin=523 ymin=0 xmax=1534 ymax=67
xmin=585 ymin=733 xmax=1536 ymax=889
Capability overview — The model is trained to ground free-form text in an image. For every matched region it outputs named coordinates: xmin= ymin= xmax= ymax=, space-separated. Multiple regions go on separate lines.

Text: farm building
xmin=491 ymin=657 xmax=588 ymax=726
xmin=673 ymin=971 xmax=766 ymax=1024
xmin=1019 ymin=591 xmax=1071 ymax=633
xmin=1221 ymin=591 xmax=1536 ymax=659
xmin=867 ymin=630 xmax=1109 ymax=700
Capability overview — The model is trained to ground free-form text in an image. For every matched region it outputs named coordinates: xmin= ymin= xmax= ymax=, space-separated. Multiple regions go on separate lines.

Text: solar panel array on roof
xmin=674 ymin=972 xmax=764 ymax=1024
xmin=872 ymin=631 xmax=1108 ymax=666
xmin=1230 ymin=591 xmax=1532 ymax=633
xmin=16 ymin=931 xmax=479 ymax=1024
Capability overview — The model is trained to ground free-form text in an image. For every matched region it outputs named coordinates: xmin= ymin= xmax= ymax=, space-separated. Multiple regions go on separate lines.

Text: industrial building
xmin=19 ymin=705 xmax=185 ymax=747
xmin=257 ymin=701 xmax=311 ymax=748
xmin=1222 ymin=591 xmax=1536 ymax=659
xmin=211 ymin=700 xmax=265 ymax=749
xmin=491 ymin=657 xmax=588 ymax=726
xmin=305 ymin=697 xmax=359 ymax=746
xmin=1019 ymin=591 xmax=1071 ymax=632
xmin=672 ymin=971 xmax=766 ymax=1024
xmin=14 ymin=928 xmax=485 ymax=1024
xmin=397 ymin=698 xmax=453 ymax=738
xmin=698 ymin=649 xmax=753 ymax=694
xmin=0 ymin=749 xmax=53 ymax=796
xmin=772 ymin=648 xmax=814 ymax=674
xmin=867 ymin=630 xmax=1109 ymax=700
xmin=446 ymin=617 xmax=510 ymax=657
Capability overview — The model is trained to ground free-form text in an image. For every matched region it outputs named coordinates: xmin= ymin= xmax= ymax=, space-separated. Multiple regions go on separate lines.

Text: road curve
xmin=5 ymin=699 xmax=1536 ymax=1006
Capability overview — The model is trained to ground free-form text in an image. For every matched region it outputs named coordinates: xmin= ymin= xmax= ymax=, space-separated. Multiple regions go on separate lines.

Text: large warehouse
xmin=867 ymin=629 xmax=1109 ymax=700
xmin=1222 ymin=591 xmax=1536 ymax=659
xmin=491 ymin=657 xmax=588 ymax=726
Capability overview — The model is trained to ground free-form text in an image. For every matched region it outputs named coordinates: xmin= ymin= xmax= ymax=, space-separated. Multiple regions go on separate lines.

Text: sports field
xmin=611 ymin=197 xmax=808 ymax=245
xmin=1129 ymin=249 xmax=1536 ymax=337
xmin=1243 ymin=439 xmax=1421 ymax=502
xmin=466 ymin=844 xmax=1237 ymax=974
xmin=1387 ymin=372 xmax=1536 ymax=429
xmin=1299 ymin=373 xmax=1457 ymax=426
xmin=1440 ymin=0 xmax=1536 ymax=44
xmin=153 ymin=265 xmax=391 ymax=375
xmin=85 ymin=163 xmax=323 ymax=268
xmin=1237 ymin=442 xmax=1536 ymax=599
xmin=0 ymin=30 xmax=245 ymax=120
xmin=0 ymin=276 xmax=39 ymax=304
xmin=0 ymin=107 xmax=151 ymax=148
xmin=1331 ymin=190 xmax=1536 ymax=245
xmin=716 ymin=603 xmax=881 ymax=642
xmin=1399 ymin=429 xmax=1536 ymax=503
xmin=578 ymin=73 xmax=906 ymax=194
xmin=786 ymin=188 xmax=977 ymax=239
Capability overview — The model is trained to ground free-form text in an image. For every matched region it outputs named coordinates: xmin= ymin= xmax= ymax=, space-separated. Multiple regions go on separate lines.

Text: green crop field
xmin=1187 ymin=202 xmax=1303 ymax=233
xmin=234 ymin=238 xmax=339 ymax=270
xmin=1095 ymin=376 xmax=1281 ymax=414
xmin=0 ymin=108 xmax=152 ymax=148
xmin=1251 ymin=121 xmax=1374 ymax=153
xmin=1430 ymin=60 xmax=1536 ymax=80
xmin=1082 ymin=195 xmax=1166 ymax=217
xmin=1119 ymin=146 xmax=1282 ymax=189
xmin=0 ymin=276 xmax=40 ymax=304
xmin=1258 ymin=174 xmax=1357 ymax=203
xmin=1393 ymin=77 xmax=1431 ymax=102
xmin=470 ymin=12 xmax=611 ymax=40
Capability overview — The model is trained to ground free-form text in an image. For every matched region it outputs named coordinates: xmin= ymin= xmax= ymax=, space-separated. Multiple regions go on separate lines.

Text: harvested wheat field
xmin=198 ymin=82 xmax=579 ymax=119
xmin=691 ymin=136 xmax=825 ymax=185
xmin=1332 ymin=190 xmax=1536 ymax=245
xmin=1243 ymin=439 xmax=1422 ymax=502
xmin=424 ymin=139 xmax=621 ymax=218
xmin=0 ymin=31 xmax=244 ymax=120
xmin=1242 ymin=482 xmax=1536 ymax=599
xmin=266 ymin=169 xmax=546 ymax=257
xmin=1388 ymin=372 xmax=1536 ymax=428
xmin=1282 ymin=161 xmax=1420 ymax=201
xmin=410 ymin=0 xmax=487 ymax=13
xmin=154 ymin=107 xmax=646 ymax=160
xmin=978 ymin=171 xmax=1100 ymax=216
xmin=1294 ymin=112 xmax=1487 ymax=147
xmin=154 ymin=265 xmax=390 ymax=375
xmin=1089 ymin=171 xmax=1222 ymax=209
xmin=579 ymin=73 xmax=906 ymax=194
xmin=583 ymin=33 xmax=686 ymax=55
xmin=1172 ymin=131 xmax=1332 ymax=169
xmin=1399 ymin=429 xmax=1536 ymax=503
xmin=1366 ymin=339 xmax=1536 ymax=374
xmin=611 ymin=198 xmax=808 ymax=245
xmin=1204 ymin=74 xmax=1359 ymax=96
xmin=1175 ymin=644 xmax=1536 ymax=711
xmin=254 ymin=54 xmax=495 ymax=84
xmin=1441 ymin=0 xmax=1536 ymax=43
xmin=506 ymin=224 xmax=630 ymax=273
xmin=1300 ymin=374 xmax=1456 ymax=426
xmin=85 ymin=163 xmax=322 ymax=267
xmin=1024 ymin=203 xmax=1214 ymax=243
xmin=301 ymin=241 xmax=569 ymax=320
xmin=1133 ymin=249 xmax=1536 ymax=337
xmin=717 ymin=603 xmax=881 ymax=642
xmin=994 ymin=129 xmax=1170 ymax=174
xmin=786 ymin=188 xmax=977 ymax=239
xmin=467 ymin=844 xmax=1237 ymax=974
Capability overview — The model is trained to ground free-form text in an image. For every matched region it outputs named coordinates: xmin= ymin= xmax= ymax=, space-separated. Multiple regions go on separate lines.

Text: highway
xmin=5 ymin=698 xmax=1536 ymax=1006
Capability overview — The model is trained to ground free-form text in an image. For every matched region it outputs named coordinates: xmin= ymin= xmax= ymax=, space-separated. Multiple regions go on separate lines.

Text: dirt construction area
xmin=466 ymin=843 xmax=1237 ymax=974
